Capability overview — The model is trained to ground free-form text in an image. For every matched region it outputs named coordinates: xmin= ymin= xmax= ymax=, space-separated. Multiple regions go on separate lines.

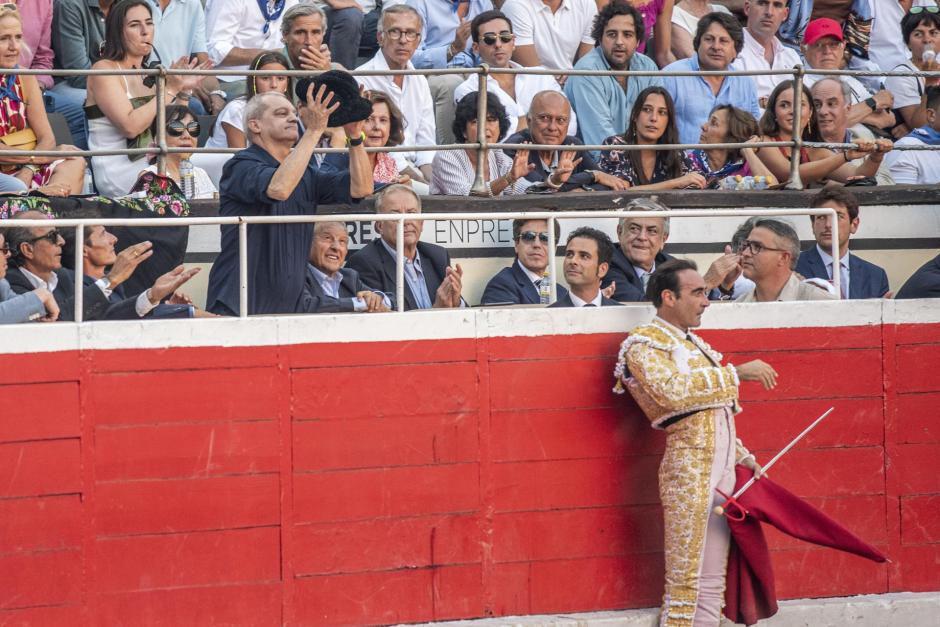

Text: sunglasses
xmin=28 ymin=230 xmax=63 ymax=246
xmin=167 ymin=120 xmax=201 ymax=137
xmin=0 ymin=245 xmax=10 ymax=257
xmin=910 ymin=6 xmax=939 ymax=14
xmin=518 ymin=231 xmax=549 ymax=244
xmin=481 ymin=31 xmax=514 ymax=46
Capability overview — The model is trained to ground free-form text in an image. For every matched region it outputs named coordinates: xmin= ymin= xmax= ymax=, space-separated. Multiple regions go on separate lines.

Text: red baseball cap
xmin=804 ymin=18 xmax=844 ymax=46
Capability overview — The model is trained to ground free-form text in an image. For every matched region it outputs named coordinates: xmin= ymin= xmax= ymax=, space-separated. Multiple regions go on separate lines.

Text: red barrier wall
xmin=1 ymin=320 xmax=938 ymax=626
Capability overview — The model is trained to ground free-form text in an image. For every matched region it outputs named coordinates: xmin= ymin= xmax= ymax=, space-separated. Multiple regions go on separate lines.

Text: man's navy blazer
xmin=7 ymin=267 xmax=111 ymax=321
xmin=480 ymin=261 xmax=569 ymax=305
xmin=548 ymin=293 xmax=623 ymax=307
xmin=300 ymin=264 xmax=391 ymax=313
xmin=601 ymin=247 xmax=671 ymax=302
xmin=795 ymin=246 xmax=889 ymax=299
xmin=896 ymin=254 xmax=940 ymax=299
xmin=346 ymin=239 xmax=452 ymax=311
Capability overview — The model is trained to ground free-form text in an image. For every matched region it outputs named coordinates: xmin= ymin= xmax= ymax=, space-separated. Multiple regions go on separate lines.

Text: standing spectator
xmin=0 ymin=229 xmax=59 ymax=323
xmin=731 ymin=0 xmax=800 ymax=108
xmin=869 ymin=0 xmax=912 ymax=75
xmin=501 ymin=0 xmax=597 ymax=71
xmin=480 ymin=217 xmax=569 ymax=305
xmin=205 ymin=0 xmax=299 ymax=99
xmin=599 ymin=86 xmax=706 ymax=190
xmin=796 ymin=187 xmax=890 ymax=299
xmin=50 ymin=0 xmax=114 ymax=149
xmin=686 ymin=104 xmax=773 ymax=186
xmin=0 ymin=5 xmax=86 ymax=196
xmin=884 ymin=7 xmax=940 ymax=134
xmin=85 ymin=0 xmax=205 ymax=197
xmin=662 ymin=12 xmax=759 ymax=144
xmin=624 ymin=0 xmax=676 ymax=68
xmin=430 ymin=92 xmax=534 ymax=195
xmin=671 ymin=0 xmax=731 ymax=59
xmin=356 ymin=4 xmax=436 ymax=185
xmin=453 ymin=10 xmax=573 ymax=138
xmin=548 ymin=226 xmax=622 ymax=307
xmin=886 ymin=85 xmax=940 ymax=184
xmin=565 ymin=1 xmax=660 ymax=154
xmin=141 ymin=105 xmax=217 ymax=199
xmin=280 ymin=3 xmax=334 ymax=72
xmin=305 ymin=0 xmax=365 ymax=70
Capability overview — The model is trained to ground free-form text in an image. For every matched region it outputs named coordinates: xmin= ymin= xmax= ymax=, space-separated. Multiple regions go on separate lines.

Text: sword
xmin=714 ymin=407 xmax=834 ymax=519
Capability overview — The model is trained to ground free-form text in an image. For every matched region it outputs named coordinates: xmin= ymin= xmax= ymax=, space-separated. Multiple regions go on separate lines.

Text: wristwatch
xmin=864 ymin=96 xmax=877 ymax=111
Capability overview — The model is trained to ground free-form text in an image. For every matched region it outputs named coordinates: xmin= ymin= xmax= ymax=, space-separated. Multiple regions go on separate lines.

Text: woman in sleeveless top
xmin=756 ymin=80 xmax=891 ymax=186
xmin=0 ymin=5 xmax=85 ymax=196
xmin=85 ymin=0 xmax=206 ymax=197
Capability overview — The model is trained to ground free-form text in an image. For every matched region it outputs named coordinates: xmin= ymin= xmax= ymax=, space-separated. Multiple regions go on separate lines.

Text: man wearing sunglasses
xmin=480 ymin=217 xmax=568 ymax=305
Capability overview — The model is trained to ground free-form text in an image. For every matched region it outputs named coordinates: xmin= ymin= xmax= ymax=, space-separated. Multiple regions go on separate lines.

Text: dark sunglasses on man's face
xmin=28 ymin=230 xmax=63 ymax=246
xmin=518 ymin=231 xmax=549 ymax=244
xmin=481 ymin=31 xmax=514 ymax=46
xmin=167 ymin=120 xmax=201 ymax=137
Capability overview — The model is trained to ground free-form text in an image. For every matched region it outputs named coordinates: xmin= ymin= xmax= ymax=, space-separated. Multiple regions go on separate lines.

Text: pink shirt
xmin=15 ymin=0 xmax=54 ymax=90
xmin=631 ymin=0 xmax=665 ymax=54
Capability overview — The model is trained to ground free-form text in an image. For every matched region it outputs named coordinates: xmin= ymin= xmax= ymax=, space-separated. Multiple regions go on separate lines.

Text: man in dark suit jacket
xmin=549 ymin=226 xmax=623 ymax=308
xmin=796 ymin=188 xmax=890 ymax=299
xmin=481 ymin=217 xmax=568 ymax=305
xmin=601 ymin=199 xmax=675 ymax=302
xmin=896 ymin=254 xmax=940 ymax=299
xmin=345 ymin=185 xmax=464 ymax=311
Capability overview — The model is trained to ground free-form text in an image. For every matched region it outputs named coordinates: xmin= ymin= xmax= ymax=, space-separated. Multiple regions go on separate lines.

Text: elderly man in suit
xmin=301 ymin=220 xmax=391 ymax=313
xmin=549 ymin=226 xmax=622 ymax=308
xmin=796 ymin=188 xmax=889 ymax=300
xmin=345 ymin=184 xmax=464 ymax=310
xmin=602 ymin=197 xmax=672 ymax=302
xmin=480 ymin=217 xmax=568 ymax=305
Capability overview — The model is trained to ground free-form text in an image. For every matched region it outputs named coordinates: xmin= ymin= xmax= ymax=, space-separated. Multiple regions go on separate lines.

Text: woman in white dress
xmin=85 ymin=0 xmax=205 ymax=197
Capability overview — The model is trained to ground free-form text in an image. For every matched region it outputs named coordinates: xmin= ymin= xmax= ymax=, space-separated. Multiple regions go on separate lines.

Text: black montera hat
xmin=294 ymin=70 xmax=372 ymax=127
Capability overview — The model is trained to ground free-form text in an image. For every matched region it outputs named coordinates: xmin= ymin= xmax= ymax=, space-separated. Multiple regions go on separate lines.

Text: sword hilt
xmin=714 ymin=487 xmax=748 ymax=522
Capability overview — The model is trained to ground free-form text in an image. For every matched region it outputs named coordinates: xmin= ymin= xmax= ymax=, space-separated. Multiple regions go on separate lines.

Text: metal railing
xmin=3 ymin=64 xmax=940 ymax=192
xmin=3 ymin=206 xmax=839 ymax=322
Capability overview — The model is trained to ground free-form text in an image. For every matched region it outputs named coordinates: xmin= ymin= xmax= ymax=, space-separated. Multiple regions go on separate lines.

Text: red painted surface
xmin=1 ymin=323 xmax=939 ymax=626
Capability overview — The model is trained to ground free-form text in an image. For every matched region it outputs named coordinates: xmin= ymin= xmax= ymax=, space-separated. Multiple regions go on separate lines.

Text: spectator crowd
xmin=1 ymin=0 xmax=939 ymax=322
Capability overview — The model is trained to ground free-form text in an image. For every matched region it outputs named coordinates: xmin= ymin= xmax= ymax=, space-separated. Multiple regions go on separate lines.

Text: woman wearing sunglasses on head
xmin=140 ymin=105 xmax=217 ymax=199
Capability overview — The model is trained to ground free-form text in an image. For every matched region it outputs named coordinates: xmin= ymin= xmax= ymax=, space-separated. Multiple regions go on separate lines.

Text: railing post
xmin=395 ymin=218 xmax=405 ymax=313
xmin=238 ymin=220 xmax=248 ymax=318
xmin=785 ymin=65 xmax=804 ymax=190
xmin=156 ymin=65 xmax=168 ymax=176
xmin=547 ymin=216 xmax=557 ymax=303
xmin=469 ymin=66 xmax=490 ymax=196
xmin=829 ymin=208 xmax=841 ymax=299
xmin=73 ymin=224 xmax=83 ymax=323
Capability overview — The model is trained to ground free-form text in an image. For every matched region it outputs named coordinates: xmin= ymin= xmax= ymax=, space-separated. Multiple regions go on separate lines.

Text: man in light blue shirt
xmin=565 ymin=1 xmax=660 ymax=159
xmin=148 ymin=0 xmax=208 ymax=66
xmin=661 ymin=12 xmax=759 ymax=145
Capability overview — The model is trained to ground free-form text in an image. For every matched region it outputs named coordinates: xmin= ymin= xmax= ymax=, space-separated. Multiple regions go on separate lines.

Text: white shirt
xmin=356 ymin=52 xmax=436 ymax=167
xmin=19 ymin=267 xmax=157 ymax=317
xmin=453 ymin=61 xmax=577 ymax=137
xmin=733 ymin=29 xmax=802 ymax=102
xmin=671 ymin=3 xmax=730 ymax=36
xmin=869 ymin=0 xmax=912 ymax=74
xmin=500 ymin=0 xmax=597 ymax=70
xmin=205 ymin=0 xmax=298 ymax=80
xmin=885 ymin=134 xmax=940 ymax=184
xmin=569 ymin=289 xmax=602 ymax=307
xmin=205 ymin=98 xmax=247 ymax=148
xmin=883 ymin=62 xmax=924 ymax=110
xmin=517 ymin=259 xmax=543 ymax=284
xmin=816 ymin=244 xmax=850 ymax=298
xmin=803 ymin=69 xmax=872 ymax=106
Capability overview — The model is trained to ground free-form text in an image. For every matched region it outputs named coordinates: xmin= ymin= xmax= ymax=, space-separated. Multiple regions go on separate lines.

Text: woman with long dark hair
xmin=599 ymin=86 xmax=705 ymax=190
xmin=686 ymin=104 xmax=774 ymax=187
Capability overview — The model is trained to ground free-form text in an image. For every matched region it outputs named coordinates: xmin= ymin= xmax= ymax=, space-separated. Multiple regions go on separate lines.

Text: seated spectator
xmin=731 ymin=0 xmax=801 ymax=108
xmin=709 ymin=216 xmax=758 ymax=300
xmin=895 ymin=253 xmax=940 ymax=299
xmin=323 ymin=90 xmax=412 ymax=186
xmin=206 ymin=0 xmax=297 ymax=99
xmin=0 ymin=5 xmax=86 ymax=196
xmin=346 ymin=184 xmax=464 ymax=310
xmin=86 ymin=0 xmax=205 ymax=197
xmin=141 ymin=105 xmax=217 ymax=199
xmin=301 ymin=220 xmax=391 ymax=313
xmin=206 ymin=90 xmax=372 ymax=316
xmin=50 ymin=0 xmax=113 ymax=149
xmin=205 ymin=52 xmax=293 ymax=150
xmin=801 ymin=18 xmax=894 ymax=131
xmin=280 ymin=4 xmax=334 ymax=72
xmin=756 ymin=80 xmax=892 ymax=186
xmin=430 ymin=92 xmax=534 ymax=195
xmin=601 ymin=197 xmax=670 ymax=302
xmin=796 ymin=187 xmax=889 ymax=299
xmin=480 ymin=217 xmax=569 ymax=305
xmin=504 ymin=91 xmax=627 ymax=191
xmin=811 ymin=78 xmax=895 ymax=185
xmin=628 ymin=0 xmax=677 ymax=68
xmin=686 ymin=104 xmax=774 ymax=186
xmin=599 ymin=86 xmax=706 ymax=190
xmin=884 ymin=8 xmax=940 ymax=135
xmin=662 ymin=12 xmax=759 ymax=144
xmin=735 ymin=217 xmax=837 ymax=302
xmin=565 ymin=1 xmax=660 ymax=154
xmin=0 ymin=172 xmax=27 ymax=194
xmin=501 ymin=0 xmax=596 ymax=72
xmin=549 ymin=226 xmax=622 ymax=307
xmin=671 ymin=0 xmax=731 ymax=59
xmin=0 ymin=228 xmax=59 ymax=323
xmin=454 ymin=10 xmax=575 ymax=138
xmin=886 ymin=85 xmax=940 ymax=184
xmin=356 ymin=5 xmax=436 ymax=185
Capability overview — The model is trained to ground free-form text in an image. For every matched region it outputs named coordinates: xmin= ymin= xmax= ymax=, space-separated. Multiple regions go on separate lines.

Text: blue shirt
xmin=148 ymin=0 xmax=208 ymax=64
xmin=406 ymin=0 xmax=492 ymax=69
xmin=661 ymin=55 xmax=760 ymax=145
xmin=380 ymin=238 xmax=434 ymax=309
